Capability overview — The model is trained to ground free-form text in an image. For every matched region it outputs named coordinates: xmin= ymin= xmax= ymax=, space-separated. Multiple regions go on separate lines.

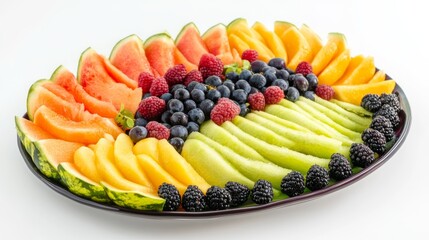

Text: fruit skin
xmin=206 ymin=186 xmax=232 ymax=210
xmin=264 ymin=86 xmax=285 ymax=104
xmin=362 ymin=128 xmax=386 ymax=154
xmin=248 ymin=92 xmax=265 ymax=110
xmin=370 ymin=115 xmax=395 ymax=142
xmin=184 ymin=70 xmax=203 ymax=86
xmin=305 ymin=165 xmax=330 ymax=191
xmin=315 ymin=84 xmax=335 ymax=100
xmin=77 ymin=48 xmax=142 ymax=113
xmin=137 ymin=96 xmax=166 ymax=120
xmin=158 ymin=183 xmax=181 ymax=211
xmin=175 ymin=22 xmax=209 ymax=65
xmin=164 ymin=64 xmax=187 ymax=86
xmin=280 ymin=171 xmax=305 ymax=197
xmin=109 ymin=34 xmax=153 ymax=81
xmin=225 ymin=181 xmax=250 ymax=208
xmin=350 ymin=143 xmax=375 ymax=168
xmin=15 ymin=116 xmax=53 ymax=159
xmin=57 ymin=162 xmax=109 ymax=203
xmin=332 ymin=80 xmax=396 ymax=106
xmin=146 ymin=121 xmax=170 ymax=140
xmin=149 ymin=77 xmax=169 ymax=97
xmin=33 ymin=139 xmax=83 ymax=180
xmin=251 ymin=179 xmax=274 ymax=204
xmin=210 ymin=98 xmax=240 ymax=125
xmin=181 ymin=185 xmax=207 ymax=212
xmin=144 ymin=33 xmax=175 ymax=76
xmin=295 ymin=61 xmax=313 ymax=76
xmin=198 ymin=53 xmax=224 ymax=79
xmin=380 ymin=93 xmax=400 ymax=112
xmin=361 ymin=94 xmax=382 ymax=113
xmin=328 ymin=153 xmax=352 ymax=181
xmin=373 ymin=104 xmax=400 ymax=128
xmin=241 ymin=49 xmax=259 ymax=63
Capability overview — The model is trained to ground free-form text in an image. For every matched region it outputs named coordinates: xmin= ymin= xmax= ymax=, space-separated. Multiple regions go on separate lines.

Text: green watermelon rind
xmin=15 ymin=116 xmax=37 ymax=160
xmin=143 ymin=32 xmax=174 ymax=48
xmin=101 ymin=182 xmax=165 ymax=211
xmin=76 ymin=47 xmax=93 ymax=84
xmin=109 ymin=34 xmax=143 ymax=60
xmin=26 ymin=79 xmax=51 ymax=121
xmin=33 ymin=141 xmax=61 ymax=180
xmin=201 ymin=23 xmax=227 ymax=41
xmin=174 ymin=22 xmax=200 ymax=44
xmin=57 ymin=163 xmax=110 ymax=203
xmin=226 ymin=18 xmax=248 ymax=31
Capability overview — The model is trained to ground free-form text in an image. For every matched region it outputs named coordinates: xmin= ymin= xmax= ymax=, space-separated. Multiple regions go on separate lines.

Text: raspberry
xmin=146 ymin=121 xmax=170 ymax=140
xmin=241 ymin=49 xmax=258 ymax=63
xmin=138 ymin=72 xmax=155 ymax=94
xmin=149 ymin=77 xmax=169 ymax=97
xmin=183 ymin=69 xmax=203 ymax=86
xmin=295 ymin=61 xmax=313 ymax=76
xmin=164 ymin=64 xmax=187 ymax=86
xmin=248 ymin=92 xmax=265 ymax=110
xmin=198 ymin=53 xmax=223 ymax=79
xmin=315 ymin=84 xmax=335 ymax=100
xmin=137 ymin=96 xmax=166 ymax=120
xmin=210 ymin=98 xmax=240 ymax=125
xmin=263 ymin=86 xmax=285 ymax=104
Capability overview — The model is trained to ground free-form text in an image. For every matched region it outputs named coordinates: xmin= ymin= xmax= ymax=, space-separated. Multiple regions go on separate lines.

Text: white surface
xmin=1 ymin=0 xmax=427 ymax=239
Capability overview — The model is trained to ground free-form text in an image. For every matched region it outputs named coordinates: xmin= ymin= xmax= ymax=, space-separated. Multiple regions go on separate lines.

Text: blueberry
xmin=239 ymin=69 xmax=252 ymax=81
xmin=168 ymin=137 xmax=185 ymax=153
xmin=187 ymin=81 xmax=200 ymax=92
xmin=276 ymin=69 xmax=290 ymax=81
xmin=134 ymin=111 xmax=143 ymax=119
xmin=251 ymin=60 xmax=268 ymax=73
xmin=162 ymin=123 xmax=171 ymax=129
xmin=268 ymin=58 xmax=286 ymax=69
xmin=235 ymin=80 xmax=251 ymax=94
xmin=186 ymin=121 xmax=200 ymax=134
xmin=286 ymin=68 xmax=295 ymax=75
xmin=191 ymin=89 xmax=205 ymax=103
xmin=188 ymin=108 xmax=205 ymax=124
xmin=222 ymin=80 xmax=235 ymax=92
xmin=128 ymin=126 xmax=148 ymax=143
xmin=143 ymin=93 xmax=151 ymax=99
xmin=184 ymin=99 xmax=197 ymax=112
xmin=263 ymin=68 xmax=277 ymax=85
xmin=134 ymin=118 xmax=148 ymax=127
xmin=306 ymin=73 xmax=318 ymax=91
xmin=249 ymin=87 xmax=260 ymax=94
xmin=160 ymin=92 xmax=173 ymax=103
xmin=231 ymin=89 xmax=247 ymax=104
xmin=271 ymin=79 xmax=289 ymax=91
xmin=205 ymin=75 xmax=222 ymax=87
xmin=249 ymin=74 xmax=267 ymax=89
xmin=167 ymin=99 xmax=184 ymax=112
xmin=207 ymin=89 xmax=221 ymax=102
xmin=303 ymin=91 xmax=315 ymax=101
xmin=293 ymin=75 xmax=309 ymax=92
xmin=174 ymin=88 xmax=190 ymax=101
xmin=170 ymin=84 xmax=186 ymax=94
xmin=199 ymin=99 xmax=215 ymax=119
xmin=192 ymin=82 xmax=208 ymax=92
xmin=226 ymin=71 xmax=239 ymax=82
xmin=286 ymin=87 xmax=300 ymax=102
xmin=170 ymin=125 xmax=188 ymax=140
xmin=161 ymin=110 xmax=173 ymax=124
xmin=239 ymin=104 xmax=250 ymax=117
xmin=217 ymin=85 xmax=231 ymax=98
xmin=170 ymin=112 xmax=188 ymax=126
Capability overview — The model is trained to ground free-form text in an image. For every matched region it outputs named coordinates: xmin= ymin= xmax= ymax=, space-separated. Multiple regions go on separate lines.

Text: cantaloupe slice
xmin=318 ymin=49 xmax=351 ymax=85
xmin=279 ymin=27 xmax=313 ymax=70
xmin=252 ymin=21 xmax=287 ymax=61
xmin=333 ymin=80 xmax=396 ymax=105
xmin=299 ymin=24 xmax=323 ymax=59
xmin=335 ymin=56 xmax=375 ymax=85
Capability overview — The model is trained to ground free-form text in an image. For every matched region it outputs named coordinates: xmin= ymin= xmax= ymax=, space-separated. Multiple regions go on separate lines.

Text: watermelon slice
xmin=51 ymin=66 xmax=118 ymax=118
xmin=174 ymin=48 xmax=197 ymax=71
xmin=143 ymin=33 xmax=175 ymax=76
xmin=77 ymin=48 xmax=142 ymax=113
xmin=109 ymin=34 xmax=153 ymax=81
xmin=202 ymin=23 xmax=234 ymax=65
xmin=175 ymin=23 xmax=209 ymax=65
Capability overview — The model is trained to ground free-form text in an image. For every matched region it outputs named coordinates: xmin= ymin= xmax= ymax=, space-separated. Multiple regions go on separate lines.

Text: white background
xmin=1 ymin=0 xmax=428 ymax=239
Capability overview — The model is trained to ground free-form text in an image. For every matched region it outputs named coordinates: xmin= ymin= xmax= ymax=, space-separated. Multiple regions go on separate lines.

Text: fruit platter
xmin=16 ymin=18 xmax=411 ymax=217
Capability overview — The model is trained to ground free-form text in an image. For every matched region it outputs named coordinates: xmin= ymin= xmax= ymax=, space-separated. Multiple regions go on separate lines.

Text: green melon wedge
xmin=330 ymin=98 xmax=373 ymax=117
xmin=58 ymin=162 xmax=109 ymax=203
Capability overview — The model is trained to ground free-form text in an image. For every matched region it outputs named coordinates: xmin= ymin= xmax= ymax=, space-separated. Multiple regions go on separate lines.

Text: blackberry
xmin=329 ymin=153 xmax=353 ymax=181
xmin=251 ymin=179 xmax=274 ymax=204
xmin=362 ymin=128 xmax=386 ymax=154
xmin=374 ymin=104 xmax=400 ymax=128
xmin=380 ymin=93 xmax=400 ymax=112
xmin=305 ymin=165 xmax=329 ymax=191
xmin=158 ymin=183 xmax=181 ymax=211
xmin=181 ymin=185 xmax=207 ymax=212
xmin=350 ymin=143 xmax=375 ymax=168
xmin=206 ymin=186 xmax=232 ymax=210
xmin=370 ymin=115 xmax=395 ymax=142
xmin=361 ymin=94 xmax=382 ymax=112
xmin=280 ymin=171 xmax=305 ymax=197
xmin=225 ymin=181 xmax=250 ymax=207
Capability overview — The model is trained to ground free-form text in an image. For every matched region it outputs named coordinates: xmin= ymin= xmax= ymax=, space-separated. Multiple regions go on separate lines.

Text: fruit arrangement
xmin=16 ymin=18 xmax=405 ymax=214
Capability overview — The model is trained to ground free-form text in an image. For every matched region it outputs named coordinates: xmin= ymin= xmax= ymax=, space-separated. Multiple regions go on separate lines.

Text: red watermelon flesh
xmin=144 ymin=33 xmax=175 ymax=76
xmin=175 ymin=23 xmax=209 ymax=65
xmin=77 ymin=48 xmax=142 ymax=114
